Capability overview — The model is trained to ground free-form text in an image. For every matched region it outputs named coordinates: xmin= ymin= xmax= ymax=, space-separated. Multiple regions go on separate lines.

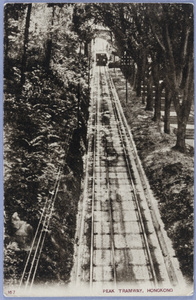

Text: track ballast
xmin=72 ymin=65 xmax=184 ymax=291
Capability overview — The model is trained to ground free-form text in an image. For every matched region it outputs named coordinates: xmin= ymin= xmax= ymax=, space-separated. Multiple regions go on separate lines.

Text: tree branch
xmin=148 ymin=17 xmax=166 ymax=52
xmin=182 ymin=27 xmax=190 ymax=64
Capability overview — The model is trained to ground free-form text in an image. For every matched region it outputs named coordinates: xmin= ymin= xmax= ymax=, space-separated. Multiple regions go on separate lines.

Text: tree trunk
xmin=84 ymin=42 xmax=88 ymax=56
xmin=173 ymin=103 xmax=192 ymax=152
xmin=129 ymin=64 xmax=134 ymax=87
xmin=132 ymin=63 xmax=137 ymax=90
xmin=135 ymin=61 xmax=142 ymax=97
xmin=142 ymin=81 xmax=146 ymax=105
xmin=172 ymin=76 xmax=193 ymax=152
xmin=174 ymin=116 xmax=187 ymax=152
xmin=152 ymin=63 xmax=162 ymax=121
xmin=164 ymin=88 xmax=171 ymax=134
xmin=44 ymin=6 xmax=55 ymax=70
xmin=4 ymin=6 xmax=9 ymax=61
xmin=141 ymin=50 xmax=147 ymax=103
xmin=45 ymin=39 xmax=52 ymax=71
xmin=20 ymin=4 xmax=32 ymax=87
xmin=145 ymin=75 xmax=153 ymax=111
xmin=152 ymin=84 xmax=161 ymax=121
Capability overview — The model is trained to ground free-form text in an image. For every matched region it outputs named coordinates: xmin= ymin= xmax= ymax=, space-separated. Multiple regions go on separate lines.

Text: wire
xmin=29 ymin=176 xmax=61 ymax=289
xmin=19 ymin=168 xmax=61 ymax=290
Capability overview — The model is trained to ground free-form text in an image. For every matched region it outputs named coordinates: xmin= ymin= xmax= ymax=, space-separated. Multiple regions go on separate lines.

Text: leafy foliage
xmin=75 ymin=3 xmax=194 ymax=152
xmin=4 ymin=2 xmax=194 ymax=286
xmin=4 ymin=3 xmax=90 ymax=285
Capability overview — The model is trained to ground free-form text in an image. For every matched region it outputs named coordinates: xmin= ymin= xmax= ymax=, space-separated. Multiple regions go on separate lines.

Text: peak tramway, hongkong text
xmin=103 ymin=288 xmax=174 ymax=293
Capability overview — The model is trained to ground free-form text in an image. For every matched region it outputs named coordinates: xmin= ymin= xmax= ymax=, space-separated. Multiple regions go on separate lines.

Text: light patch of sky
xmin=94 ymin=37 xmax=108 ymax=52
xmin=29 ymin=4 xmax=51 ymax=36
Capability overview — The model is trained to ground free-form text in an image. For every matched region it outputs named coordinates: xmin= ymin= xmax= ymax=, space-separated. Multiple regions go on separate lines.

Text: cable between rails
xmin=100 ymin=67 xmax=117 ymax=287
xmin=90 ymin=66 xmax=100 ymax=289
xmin=104 ymin=67 xmax=158 ymax=287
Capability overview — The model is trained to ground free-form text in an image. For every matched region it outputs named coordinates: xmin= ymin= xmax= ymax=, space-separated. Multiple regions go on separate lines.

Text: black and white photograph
xmin=3 ymin=2 xmax=194 ymax=297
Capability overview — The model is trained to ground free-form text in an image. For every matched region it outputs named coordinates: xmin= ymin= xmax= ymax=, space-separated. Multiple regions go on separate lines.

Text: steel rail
xmin=109 ymin=70 xmax=184 ymax=286
xmin=106 ymin=166 xmax=117 ymax=286
xmin=74 ymin=61 xmax=96 ymax=286
xmin=99 ymin=68 xmax=117 ymax=287
xmin=104 ymin=67 xmax=158 ymax=286
xmin=89 ymin=66 xmax=99 ymax=288
xmin=89 ymin=67 xmax=118 ymax=288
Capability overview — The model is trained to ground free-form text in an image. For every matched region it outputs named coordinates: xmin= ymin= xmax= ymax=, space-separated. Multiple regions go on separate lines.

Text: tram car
xmin=96 ymin=53 xmax=108 ymax=66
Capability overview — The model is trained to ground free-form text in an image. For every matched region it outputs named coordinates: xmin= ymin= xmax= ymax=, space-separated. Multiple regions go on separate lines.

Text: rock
xmin=11 ymin=212 xmax=33 ymax=251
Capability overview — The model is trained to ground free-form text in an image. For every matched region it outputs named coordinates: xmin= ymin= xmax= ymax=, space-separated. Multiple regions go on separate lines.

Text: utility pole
xmin=125 ymin=68 xmax=128 ymax=103
xmin=120 ymin=51 xmax=132 ymax=103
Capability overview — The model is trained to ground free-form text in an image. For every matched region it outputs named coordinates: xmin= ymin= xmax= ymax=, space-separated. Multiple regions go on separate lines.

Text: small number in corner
xmin=8 ymin=290 xmax=15 ymax=295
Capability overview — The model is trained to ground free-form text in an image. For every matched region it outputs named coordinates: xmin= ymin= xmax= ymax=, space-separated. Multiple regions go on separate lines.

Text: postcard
xmin=2 ymin=2 xmax=194 ymax=298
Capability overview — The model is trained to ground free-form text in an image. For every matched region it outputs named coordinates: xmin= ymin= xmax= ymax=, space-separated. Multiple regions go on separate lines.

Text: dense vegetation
xmin=74 ymin=3 xmax=194 ymax=153
xmin=4 ymin=3 xmax=90 ymax=285
xmin=4 ymin=2 xmax=194 ymax=287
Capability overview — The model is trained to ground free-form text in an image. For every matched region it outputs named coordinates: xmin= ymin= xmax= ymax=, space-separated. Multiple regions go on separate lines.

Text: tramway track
xmin=89 ymin=66 xmax=117 ymax=288
xmin=96 ymin=67 xmax=159 ymax=286
xmin=103 ymin=66 xmax=159 ymax=285
xmin=106 ymin=67 xmax=184 ymax=285
xmin=73 ymin=64 xmax=184 ymax=290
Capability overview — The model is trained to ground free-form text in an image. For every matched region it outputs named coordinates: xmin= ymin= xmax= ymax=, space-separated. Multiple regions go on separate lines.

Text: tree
xmin=21 ymin=4 xmax=32 ymax=87
xmin=72 ymin=4 xmax=94 ymax=57
xmin=4 ymin=3 xmax=90 ymax=284
xmin=92 ymin=3 xmax=194 ymax=152
xmin=4 ymin=3 xmax=26 ymax=84
xmin=146 ymin=4 xmax=194 ymax=151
